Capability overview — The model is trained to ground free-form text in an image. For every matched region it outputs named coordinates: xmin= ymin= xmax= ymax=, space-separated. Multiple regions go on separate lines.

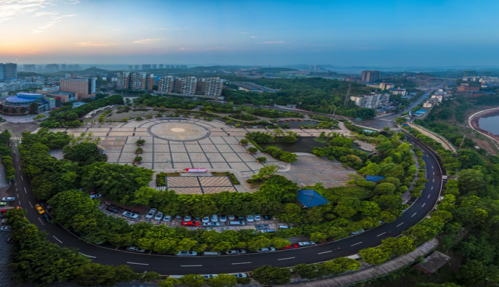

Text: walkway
xmin=408 ymin=123 xmax=457 ymax=154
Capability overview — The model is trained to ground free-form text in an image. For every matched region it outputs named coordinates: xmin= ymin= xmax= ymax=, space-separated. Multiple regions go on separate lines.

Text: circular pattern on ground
xmin=148 ymin=122 xmax=210 ymax=141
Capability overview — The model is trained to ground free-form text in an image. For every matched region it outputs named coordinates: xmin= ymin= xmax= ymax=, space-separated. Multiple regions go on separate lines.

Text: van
xmin=229 ymin=221 xmax=245 ymax=226
xmin=203 ymin=251 xmax=221 ymax=256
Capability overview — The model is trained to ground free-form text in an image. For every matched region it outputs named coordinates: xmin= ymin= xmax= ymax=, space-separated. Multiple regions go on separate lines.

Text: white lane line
xmin=128 ymin=262 xmax=149 ymax=266
xmin=431 ymin=186 xmax=434 ymax=190
xmin=53 ymin=236 xmax=63 ymax=244
xmin=232 ymin=262 xmax=251 ymax=265
xmin=396 ymin=222 xmax=404 ymax=227
xmin=422 ymin=203 xmax=426 ymax=207
xmin=377 ymin=232 xmax=386 ymax=237
xmin=428 ymin=194 xmax=431 ymax=199
xmin=37 ymin=217 xmax=45 ymax=226
xmin=79 ymin=252 xmax=96 ymax=258
xmin=18 ymin=200 xmax=21 ymax=205
xmin=433 ymin=179 xmax=435 ymax=182
xmin=351 ymin=242 xmax=362 ymax=247
xmin=278 ymin=257 xmax=295 ymax=261
xmin=432 ymin=165 xmax=434 ymax=169
xmin=28 ymin=201 xmax=33 ymax=208
xmin=24 ymin=187 xmax=27 ymax=193
xmin=433 ymin=172 xmax=435 ymax=175
xmin=181 ymin=265 xmax=202 ymax=267
xmin=15 ymin=187 xmax=17 ymax=191
xmin=318 ymin=250 xmax=332 ymax=255
xmin=17 ymin=193 xmax=19 ymax=197
xmin=412 ymin=212 xmax=417 ymax=217
xmin=21 ymin=176 xmax=23 ymax=181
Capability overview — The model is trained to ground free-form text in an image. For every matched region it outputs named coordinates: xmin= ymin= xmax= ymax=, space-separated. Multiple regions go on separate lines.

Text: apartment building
xmin=59 ymin=77 xmax=97 ymax=99
xmin=0 ymin=63 xmax=18 ymax=81
xmin=130 ymin=72 xmax=154 ymax=91
xmin=116 ymin=72 xmax=130 ymax=90
xmin=361 ymin=70 xmax=380 ymax=83
xmin=350 ymin=92 xmax=389 ymax=109
xmin=158 ymin=76 xmax=175 ymax=93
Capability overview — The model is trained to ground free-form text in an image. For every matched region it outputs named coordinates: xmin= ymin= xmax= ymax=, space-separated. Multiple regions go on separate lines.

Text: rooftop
xmin=415 ymin=251 xmax=451 ymax=273
xmin=48 ymin=91 xmax=75 ymax=96
xmin=297 ymin=189 xmax=330 ymax=208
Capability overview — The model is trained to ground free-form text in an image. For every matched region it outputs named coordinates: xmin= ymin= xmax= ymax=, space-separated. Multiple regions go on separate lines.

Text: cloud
xmin=77 ymin=42 xmax=114 ymax=47
xmin=262 ymin=41 xmax=286 ymax=44
xmin=34 ymin=11 xmax=58 ymax=17
xmin=251 ymin=36 xmax=256 ymax=39
xmin=32 ymin=14 xmax=77 ymax=34
xmin=0 ymin=0 xmax=79 ymax=24
xmin=133 ymin=38 xmax=163 ymax=44
xmin=155 ymin=27 xmax=189 ymax=31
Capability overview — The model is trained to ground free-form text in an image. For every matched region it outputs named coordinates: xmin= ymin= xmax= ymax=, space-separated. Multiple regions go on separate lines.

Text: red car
xmin=280 ymin=244 xmax=299 ymax=250
xmin=182 ymin=221 xmax=199 ymax=227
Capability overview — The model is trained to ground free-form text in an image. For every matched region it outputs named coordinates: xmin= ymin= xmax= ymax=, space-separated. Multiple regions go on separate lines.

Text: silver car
xmin=211 ymin=214 xmax=218 ymax=222
xmin=126 ymin=246 xmax=146 ymax=253
xmin=122 ymin=211 xmax=139 ymax=219
xmin=154 ymin=212 xmax=163 ymax=221
xmin=176 ymin=251 xmax=197 ymax=256
xmin=246 ymin=215 xmax=254 ymax=222
xmin=146 ymin=208 xmax=157 ymax=219
xmin=163 ymin=215 xmax=172 ymax=222
xmin=257 ymin=247 xmax=276 ymax=253
xmin=203 ymin=222 xmax=221 ymax=227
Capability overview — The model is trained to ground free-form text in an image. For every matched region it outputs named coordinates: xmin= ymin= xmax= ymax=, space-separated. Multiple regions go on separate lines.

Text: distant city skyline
xmin=2 ymin=0 xmax=499 ymax=66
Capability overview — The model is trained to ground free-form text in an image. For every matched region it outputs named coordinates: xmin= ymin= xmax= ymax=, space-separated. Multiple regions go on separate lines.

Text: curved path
xmin=8 ymin=134 xmax=443 ymax=275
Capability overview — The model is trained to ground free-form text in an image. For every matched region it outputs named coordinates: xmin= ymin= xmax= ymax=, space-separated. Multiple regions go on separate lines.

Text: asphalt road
xmin=7 ymin=134 xmax=444 ymax=275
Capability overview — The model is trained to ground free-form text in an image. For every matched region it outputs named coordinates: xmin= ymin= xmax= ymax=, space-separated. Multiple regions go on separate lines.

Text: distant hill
xmin=18 ymin=72 xmax=43 ymax=78
xmin=254 ymin=67 xmax=297 ymax=73
xmin=76 ymin=67 xmax=109 ymax=75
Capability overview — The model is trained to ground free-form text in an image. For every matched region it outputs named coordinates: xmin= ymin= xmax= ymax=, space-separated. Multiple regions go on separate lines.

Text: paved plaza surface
xmin=51 ymin=118 xmax=355 ymax=193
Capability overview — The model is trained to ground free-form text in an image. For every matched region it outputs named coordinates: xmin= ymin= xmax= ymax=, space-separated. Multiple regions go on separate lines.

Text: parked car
xmin=163 ymin=215 xmax=172 ymax=222
xmin=176 ymin=251 xmax=197 ymax=256
xmin=228 ymin=215 xmax=235 ymax=221
xmin=201 ymin=274 xmax=218 ymax=279
xmin=211 ymin=214 xmax=218 ymax=222
xmin=43 ymin=213 xmax=51 ymax=223
xmin=260 ymin=229 xmax=275 ymax=233
xmin=257 ymin=247 xmax=276 ymax=253
xmin=181 ymin=221 xmax=199 ymax=227
xmin=184 ymin=215 xmax=192 ymax=221
xmin=280 ymin=244 xmax=299 ymax=250
xmin=220 ymin=215 xmax=227 ymax=222
xmin=122 ymin=211 xmax=139 ymax=219
xmin=203 ymin=222 xmax=220 ymax=227
xmin=127 ymin=246 xmax=146 ymax=253
xmin=146 ymin=208 xmax=157 ymax=219
xmin=0 ymin=226 xmax=11 ymax=231
xmin=238 ymin=216 xmax=245 ymax=221
xmin=2 ymin=197 xmax=15 ymax=202
xmin=246 ymin=215 xmax=254 ymax=222
xmin=90 ymin=194 xmax=102 ymax=199
xmin=175 ymin=215 xmax=182 ymax=220
xmin=202 ymin=217 xmax=210 ymax=223
xmin=154 ymin=212 xmax=164 ymax=221
xmin=0 ymin=202 xmax=7 ymax=206
xmin=263 ymin=215 xmax=271 ymax=220
xmin=225 ymin=249 xmax=246 ymax=255
xmin=106 ymin=206 xmax=119 ymax=213
xmin=229 ymin=273 xmax=248 ymax=278
xmin=350 ymin=229 xmax=365 ymax=235
xmin=35 ymin=204 xmax=45 ymax=214
xmin=298 ymin=241 xmax=316 ymax=246
xmin=254 ymin=214 xmax=261 ymax=221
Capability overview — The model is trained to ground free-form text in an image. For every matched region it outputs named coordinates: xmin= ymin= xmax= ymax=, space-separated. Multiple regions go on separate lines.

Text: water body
xmin=277 ymin=120 xmax=318 ymax=129
xmin=261 ymin=137 xmax=325 ymax=153
xmin=478 ymin=111 xmax=499 ymax=135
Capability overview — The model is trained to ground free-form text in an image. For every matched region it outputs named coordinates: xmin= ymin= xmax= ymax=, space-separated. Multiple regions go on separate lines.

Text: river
xmin=478 ymin=111 xmax=499 ymax=135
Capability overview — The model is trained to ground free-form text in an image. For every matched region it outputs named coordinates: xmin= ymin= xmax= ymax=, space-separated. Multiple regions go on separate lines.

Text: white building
xmin=350 ymin=93 xmax=389 ymax=109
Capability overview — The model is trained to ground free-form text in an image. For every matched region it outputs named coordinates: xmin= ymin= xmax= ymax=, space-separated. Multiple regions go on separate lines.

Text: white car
xmin=163 ymin=215 xmax=172 ymax=222
xmin=225 ymin=249 xmax=246 ymax=255
xmin=126 ymin=246 xmax=146 ymax=253
xmin=201 ymin=274 xmax=218 ymax=280
xmin=90 ymin=194 xmax=102 ymax=199
xmin=154 ymin=212 xmax=164 ymax=221
xmin=176 ymin=251 xmax=197 ymax=256
xmin=298 ymin=241 xmax=316 ymax=246
xmin=246 ymin=215 xmax=254 ymax=222
xmin=1 ymin=197 xmax=15 ymax=202
xmin=122 ymin=211 xmax=139 ymax=219
xmin=184 ymin=215 xmax=192 ymax=221
xmin=0 ymin=226 xmax=11 ymax=231
xmin=228 ymin=215 xmax=235 ymax=221
xmin=442 ymin=175 xmax=448 ymax=180
xmin=257 ymin=247 xmax=276 ymax=253
xmin=146 ymin=208 xmax=157 ymax=219
xmin=254 ymin=214 xmax=261 ymax=221
xmin=203 ymin=222 xmax=220 ymax=227
xmin=229 ymin=273 xmax=248 ymax=278
xmin=351 ymin=229 xmax=365 ymax=235
xmin=220 ymin=215 xmax=227 ymax=222
xmin=211 ymin=214 xmax=218 ymax=222
xmin=202 ymin=217 xmax=210 ymax=223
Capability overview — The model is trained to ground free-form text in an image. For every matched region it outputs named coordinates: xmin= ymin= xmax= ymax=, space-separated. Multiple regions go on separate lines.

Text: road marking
xmin=21 ymin=176 xmax=23 ymax=181
xmin=396 ymin=222 xmax=404 ymax=227
xmin=351 ymin=242 xmax=362 ymax=247
xmin=232 ymin=262 xmax=251 ymax=265
xmin=15 ymin=187 xmax=17 ymax=191
xmin=427 ymin=194 xmax=431 ymax=199
xmin=278 ymin=257 xmax=295 ymax=261
xmin=17 ymin=193 xmax=19 ymax=197
xmin=422 ymin=203 xmax=426 ymax=207
xmin=53 ymin=236 xmax=63 ymax=244
xmin=37 ymin=217 xmax=45 ymax=226
xmin=128 ymin=262 xmax=149 ymax=266
xmin=377 ymin=232 xmax=386 ymax=237
xmin=431 ymin=186 xmax=434 ymax=190
xmin=24 ymin=187 xmax=27 ymax=193
xmin=433 ymin=179 xmax=435 ymax=182
xmin=18 ymin=200 xmax=21 ymax=205
xmin=412 ymin=212 xmax=417 ymax=217
xmin=432 ymin=165 xmax=434 ymax=169
xmin=433 ymin=172 xmax=435 ymax=175
xmin=181 ymin=265 xmax=202 ymax=267
xmin=318 ymin=250 xmax=332 ymax=255
xmin=79 ymin=252 xmax=96 ymax=258
xmin=28 ymin=201 xmax=33 ymax=208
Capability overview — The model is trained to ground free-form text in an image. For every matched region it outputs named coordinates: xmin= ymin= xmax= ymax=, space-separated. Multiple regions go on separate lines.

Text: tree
xmin=136 ymin=139 xmax=146 ymax=146
xmin=456 ymin=260 xmax=487 ymax=285
xmin=359 ymin=247 xmax=390 ymax=265
xmin=240 ymin=139 xmax=249 ymax=146
xmin=250 ymin=164 xmax=279 ymax=182
xmin=159 ymin=277 xmax=181 ymax=287
xmin=310 ymin=232 xmax=327 ymax=243
xmin=208 ymin=274 xmax=237 ymax=287
xmin=182 ymin=274 xmax=205 ymax=287
xmin=63 ymin=142 xmax=106 ymax=166
xmin=247 ymin=147 xmax=258 ymax=154
xmin=294 ymin=264 xmax=321 ymax=279
xmin=271 ymin=237 xmax=291 ymax=249
xmin=248 ymin=236 xmax=271 ymax=251
xmin=252 ymin=265 xmax=291 ymax=286
xmin=381 ymin=236 xmax=415 ymax=256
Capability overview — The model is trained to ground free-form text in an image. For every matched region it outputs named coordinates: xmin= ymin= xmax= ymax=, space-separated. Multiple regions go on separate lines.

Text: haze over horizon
xmin=1 ymin=0 xmax=499 ymax=67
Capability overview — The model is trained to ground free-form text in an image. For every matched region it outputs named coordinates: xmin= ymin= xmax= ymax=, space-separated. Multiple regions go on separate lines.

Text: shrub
xmin=240 ymin=139 xmax=249 ymax=146
xmin=256 ymin=156 xmax=267 ymax=163
xmin=156 ymin=172 xmax=167 ymax=186
xmin=247 ymin=147 xmax=258 ymax=154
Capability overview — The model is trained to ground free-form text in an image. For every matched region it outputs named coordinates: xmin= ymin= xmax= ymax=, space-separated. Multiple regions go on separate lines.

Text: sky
xmin=1 ymin=0 xmax=499 ymax=67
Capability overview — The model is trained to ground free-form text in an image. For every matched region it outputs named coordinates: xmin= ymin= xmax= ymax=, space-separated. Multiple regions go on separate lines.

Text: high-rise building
xmin=0 ymin=63 xmax=18 ymax=81
xmin=158 ymin=76 xmax=175 ymax=94
xmin=134 ymin=65 xmax=139 ymax=70
xmin=152 ymin=64 xmax=157 ymax=69
xmin=203 ymin=77 xmax=224 ymax=98
xmin=350 ymin=92 xmax=389 ymax=109
xmin=60 ymin=64 xmax=68 ymax=71
xmin=45 ymin=64 xmax=59 ymax=73
xmin=129 ymin=65 xmax=133 ymax=71
xmin=130 ymin=72 xmax=154 ymax=91
xmin=23 ymin=64 xmax=36 ymax=72
xmin=116 ymin=72 xmax=130 ymax=90
xmin=361 ymin=70 xmax=380 ymax=83
xmin=142 ymin=64 xmax=151 ymax=70
xmin=180 ymin=76 xmax=197 ymax=95
xmin=59 ymin=77 xmax=97 ymax=99
xmin=159 ymin=64 xmax=164 ymax=69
